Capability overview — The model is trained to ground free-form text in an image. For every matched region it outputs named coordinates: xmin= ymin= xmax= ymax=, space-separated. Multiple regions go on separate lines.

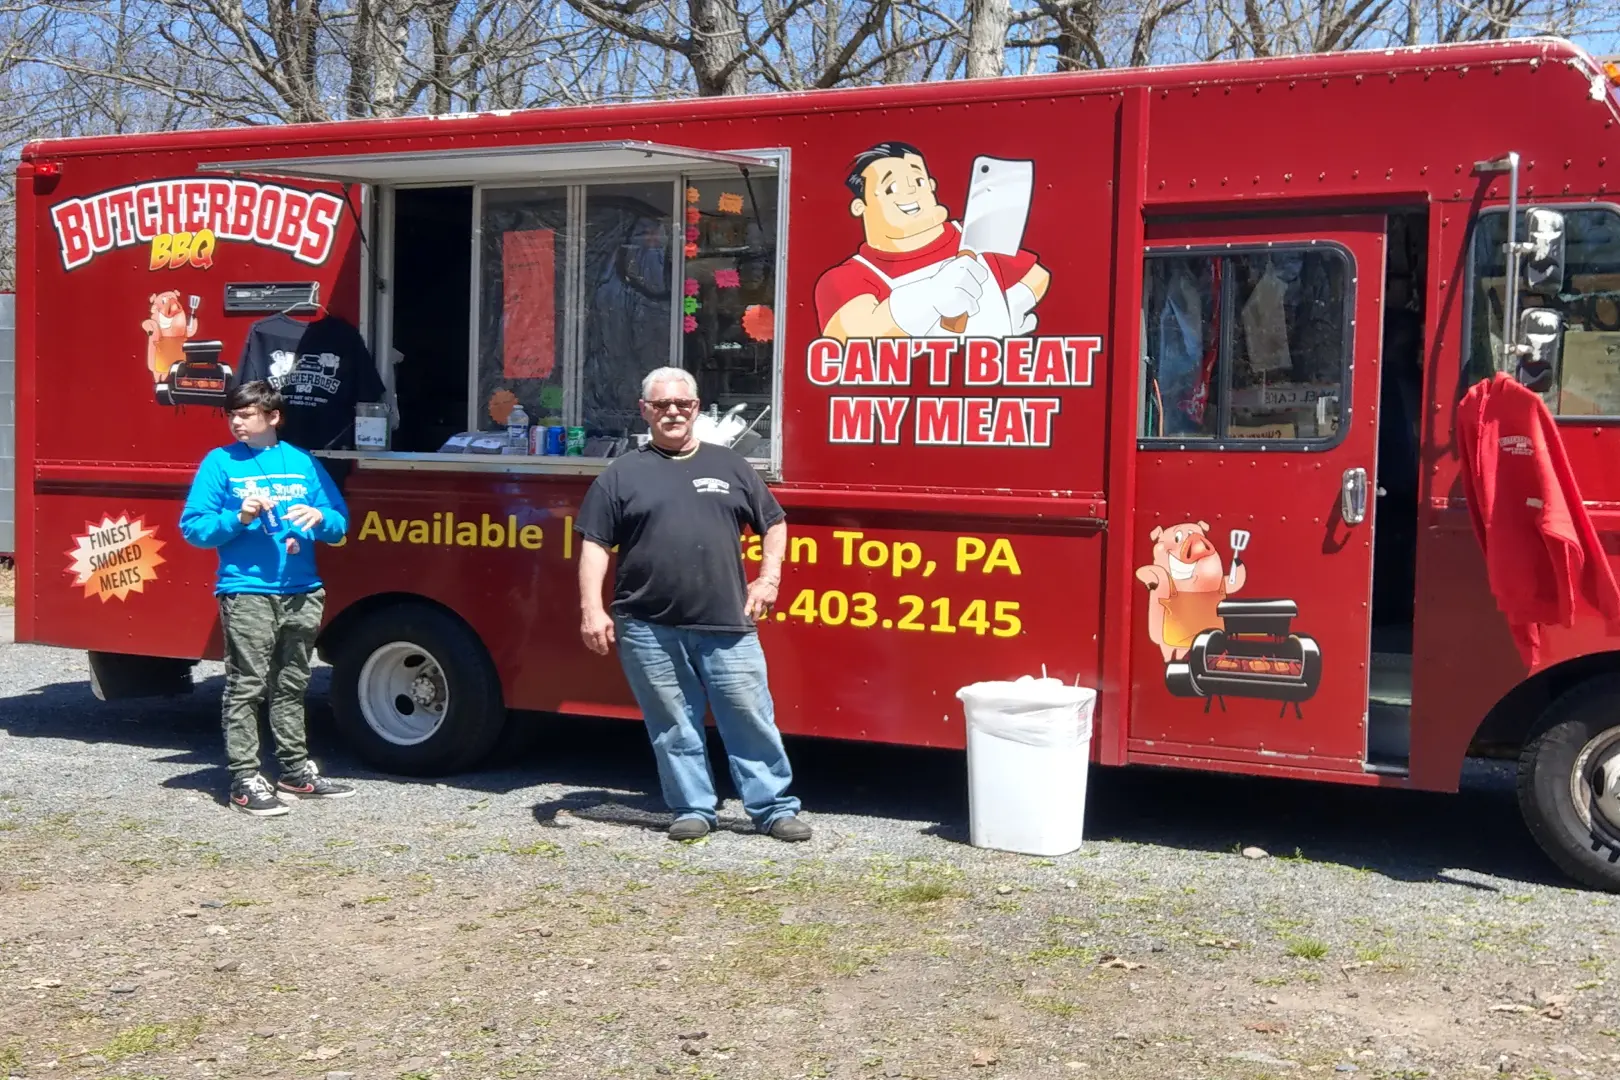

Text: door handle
xmin=1342 ymin=467 xmax=1368 ymax=525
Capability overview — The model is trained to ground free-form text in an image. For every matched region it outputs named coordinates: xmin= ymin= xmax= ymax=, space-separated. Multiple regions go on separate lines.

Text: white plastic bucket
xmin=956 ymin=674 xmax=1097 ymax=857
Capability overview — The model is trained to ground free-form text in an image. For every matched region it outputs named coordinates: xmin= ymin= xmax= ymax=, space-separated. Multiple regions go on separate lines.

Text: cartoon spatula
xmin=1228 ymin=529 xmax=1251 ymax=586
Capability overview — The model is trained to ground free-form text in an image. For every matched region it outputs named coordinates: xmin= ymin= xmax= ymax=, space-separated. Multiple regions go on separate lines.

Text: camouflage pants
xmin=219 ymin=589 xmax=325 ymax=779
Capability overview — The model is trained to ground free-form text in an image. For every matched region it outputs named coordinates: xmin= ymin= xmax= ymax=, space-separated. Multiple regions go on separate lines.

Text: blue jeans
xmin=615 ymin=618 xmax=801 ymax=830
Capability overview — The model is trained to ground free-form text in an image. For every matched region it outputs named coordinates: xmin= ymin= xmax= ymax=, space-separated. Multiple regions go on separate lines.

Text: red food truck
xmin=13 ymin=35 xmax=1620 ymax=889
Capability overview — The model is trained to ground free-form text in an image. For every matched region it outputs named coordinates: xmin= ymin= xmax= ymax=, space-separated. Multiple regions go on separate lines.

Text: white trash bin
xmin=956 ymin=674 xmax=1097 ymax=857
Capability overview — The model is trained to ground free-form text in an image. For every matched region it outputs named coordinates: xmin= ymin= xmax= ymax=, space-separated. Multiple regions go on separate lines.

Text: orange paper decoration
xmin=488 ymin=388 xmax=518 ymax=425
xmin=742 ymin=304 xmax=774 ymax=342
xmin=686 ymin=187 xmax=701 ymax=204
xmin=500 ymin=229 xmax=557 ymax=380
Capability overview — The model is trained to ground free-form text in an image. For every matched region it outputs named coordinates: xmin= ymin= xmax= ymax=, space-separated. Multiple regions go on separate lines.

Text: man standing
xmin=180 ymin=381 xmax=356 ymax=816
xmin=575 ymin=367 xmax=809 ymax=842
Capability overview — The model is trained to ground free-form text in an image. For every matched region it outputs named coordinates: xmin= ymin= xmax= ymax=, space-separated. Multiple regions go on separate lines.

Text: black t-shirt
xmin=575 ymin=443 xmax=786 ymax=631
xmin=239 ymin=314 xmax=385 ymax=451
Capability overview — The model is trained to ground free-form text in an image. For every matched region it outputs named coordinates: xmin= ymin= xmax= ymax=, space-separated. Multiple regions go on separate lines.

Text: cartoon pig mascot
xmin=1135 ymin=522 xmax=1247 ymax=662
xmin=142 ymin=291 xmax=197 ymax=383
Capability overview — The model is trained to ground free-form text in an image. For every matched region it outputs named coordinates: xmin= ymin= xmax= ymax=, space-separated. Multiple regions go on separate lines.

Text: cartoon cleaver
xmin=942 ymin=155 xmax=1035 ymax=333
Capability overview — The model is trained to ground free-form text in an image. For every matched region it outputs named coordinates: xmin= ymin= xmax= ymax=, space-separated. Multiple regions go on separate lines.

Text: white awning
xmin=197 ymin=140 xmax=777 ymax=186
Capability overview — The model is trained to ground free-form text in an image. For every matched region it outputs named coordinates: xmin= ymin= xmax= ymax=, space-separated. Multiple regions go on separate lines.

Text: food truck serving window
xmin=202 ymin=142 xmax=787 ymax=471
xmin=473 ymin=175 xmax=779 ymax=454
xmin=1465 ymin=205 xmax=1620 ymax=418
xmin=1139 ymin=246 xmax=1353 ymax=446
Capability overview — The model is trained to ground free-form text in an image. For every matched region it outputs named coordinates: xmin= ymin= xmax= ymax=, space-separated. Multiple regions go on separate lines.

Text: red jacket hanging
xmin=1455 ymin=373 xmax=1620 ymax=667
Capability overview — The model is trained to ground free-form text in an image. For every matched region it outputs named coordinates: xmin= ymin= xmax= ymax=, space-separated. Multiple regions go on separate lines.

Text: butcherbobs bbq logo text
xmin=51 ymin=177 xmax=345 ymax=272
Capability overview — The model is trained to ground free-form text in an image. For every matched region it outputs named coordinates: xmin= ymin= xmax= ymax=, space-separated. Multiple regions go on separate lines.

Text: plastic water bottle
xmin=507 ymin=403 xmax=530 ymax=452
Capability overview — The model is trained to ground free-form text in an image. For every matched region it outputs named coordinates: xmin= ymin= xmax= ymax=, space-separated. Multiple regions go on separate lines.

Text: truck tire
xmin=1516 ymin=675 xmax=1620 ymax=893
xmin=329 ymin=602 xmax=507 ymax=777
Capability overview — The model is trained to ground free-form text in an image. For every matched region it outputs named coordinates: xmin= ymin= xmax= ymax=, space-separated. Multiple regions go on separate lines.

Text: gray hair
xmin=641 ymin=366 xmax=698 ymax=400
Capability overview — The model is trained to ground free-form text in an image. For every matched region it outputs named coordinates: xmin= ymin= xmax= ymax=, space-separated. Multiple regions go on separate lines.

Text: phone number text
xmin=774 ymin=588 xmax=1021 ymax=637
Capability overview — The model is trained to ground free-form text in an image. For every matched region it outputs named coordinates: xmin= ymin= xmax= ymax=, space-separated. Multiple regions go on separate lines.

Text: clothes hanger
xmin=279 ymin=281 xmax=324 ymax=319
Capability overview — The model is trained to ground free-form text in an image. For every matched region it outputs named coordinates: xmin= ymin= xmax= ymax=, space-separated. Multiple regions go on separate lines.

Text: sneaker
xmin=767 ymin=815 xmax=812 ymax=842
xmin=668 ymin=816 xmax=711 ymax=841
xmin=230 ymin=774 xmax=291 ymax=817
xmin=276 ymin=762 xmax=356 ymax=800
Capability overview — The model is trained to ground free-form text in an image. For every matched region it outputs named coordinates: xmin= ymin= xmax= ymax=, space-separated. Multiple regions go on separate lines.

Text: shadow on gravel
xmin=0 ymin=670 xmax=1571 ymax=891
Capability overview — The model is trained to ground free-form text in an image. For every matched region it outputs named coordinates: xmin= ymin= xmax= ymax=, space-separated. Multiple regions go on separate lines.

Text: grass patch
xmin=888 ymin=880 xmax=956 ymax=904
xmin=1284 ymin=938 xmax=1330 ymax=961
xmin=362 ymin=894 xmax=392 ymax=904
xmin=1028 ymin=943 xmax=1097 ymax=964
xmin=773 ymin=923 xmax=832 ymax=951
xmin=99 ymin=1024 xmax=167 ymax=1062
xmin=743 ymin=920 xmax=895 ymax=981
xmin=1022 ymin=994 xmax=1082 ymax=1018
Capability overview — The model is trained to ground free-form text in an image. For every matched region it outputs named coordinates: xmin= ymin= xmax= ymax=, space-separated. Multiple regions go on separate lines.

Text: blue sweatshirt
xmin=179 ymin=441 xmax=349 ymax=595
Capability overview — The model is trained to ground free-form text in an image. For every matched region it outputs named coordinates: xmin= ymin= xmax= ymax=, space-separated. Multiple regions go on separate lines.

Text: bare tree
xmin=963 ymin=0 xmax=1010 ymax=76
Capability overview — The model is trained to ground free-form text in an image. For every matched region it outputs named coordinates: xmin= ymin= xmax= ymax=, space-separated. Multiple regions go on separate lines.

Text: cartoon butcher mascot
xmin=814 ymin=141 xmax=1051 ymax=343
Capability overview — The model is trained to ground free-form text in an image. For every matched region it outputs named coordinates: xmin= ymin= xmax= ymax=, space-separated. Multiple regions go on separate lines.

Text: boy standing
xmin=180 ymin=381 xmax=356 ymax=816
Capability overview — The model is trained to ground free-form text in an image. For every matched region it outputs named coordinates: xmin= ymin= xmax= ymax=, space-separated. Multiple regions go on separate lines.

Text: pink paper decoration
xmin=714 ymin=269 xmax=740 ymax=289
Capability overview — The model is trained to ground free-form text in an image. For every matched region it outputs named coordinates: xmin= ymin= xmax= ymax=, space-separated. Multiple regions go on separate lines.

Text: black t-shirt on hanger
xmin=239 ymin=313 xmax=385 ymax=451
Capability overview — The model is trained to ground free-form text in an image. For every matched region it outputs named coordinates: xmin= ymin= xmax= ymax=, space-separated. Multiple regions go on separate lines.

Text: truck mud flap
xmin=87 ymin=651 xmax=196 ymax=701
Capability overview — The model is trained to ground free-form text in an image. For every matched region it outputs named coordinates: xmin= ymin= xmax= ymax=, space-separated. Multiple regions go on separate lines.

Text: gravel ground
xmin=1 ymin=638 xmax=1618 ymax=1080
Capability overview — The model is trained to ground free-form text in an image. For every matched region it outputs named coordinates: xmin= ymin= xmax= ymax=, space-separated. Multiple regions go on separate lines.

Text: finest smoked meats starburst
xmin=65 ymin=514 xmax=167 ymax=602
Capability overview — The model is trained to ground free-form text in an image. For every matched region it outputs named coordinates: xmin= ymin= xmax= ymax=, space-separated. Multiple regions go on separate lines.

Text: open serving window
xmin=201 ymin=140 xmax=789 ymax=475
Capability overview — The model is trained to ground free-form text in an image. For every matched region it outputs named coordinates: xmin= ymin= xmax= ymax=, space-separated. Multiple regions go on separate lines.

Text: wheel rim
xmin=356 ymin=641 xmax=451 ymax=746
xmin=1569 ymin=724 xmax=1620 ymax=849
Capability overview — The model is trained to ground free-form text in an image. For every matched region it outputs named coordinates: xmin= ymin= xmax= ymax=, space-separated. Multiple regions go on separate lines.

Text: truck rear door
xmin=1127 ymin=214 xmax=1385 ymax=773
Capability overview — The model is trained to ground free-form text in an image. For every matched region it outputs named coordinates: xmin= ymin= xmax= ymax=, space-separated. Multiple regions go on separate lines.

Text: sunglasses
xmin=646 ymin=398 xmax=699 ymax=412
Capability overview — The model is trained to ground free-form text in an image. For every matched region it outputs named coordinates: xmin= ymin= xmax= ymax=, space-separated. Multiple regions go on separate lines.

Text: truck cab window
xmin=1141 ymin=247 xmax=1352 ymax=445
xmin=1141 ymin=256 xmax=1220 ymax=439
xmin=1467 ymin=206 xmax=1620 ymax=417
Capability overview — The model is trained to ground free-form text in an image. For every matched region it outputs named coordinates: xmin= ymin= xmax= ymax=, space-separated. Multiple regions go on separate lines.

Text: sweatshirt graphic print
xmin=179 ymin=441 xmax=349 ymax=595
